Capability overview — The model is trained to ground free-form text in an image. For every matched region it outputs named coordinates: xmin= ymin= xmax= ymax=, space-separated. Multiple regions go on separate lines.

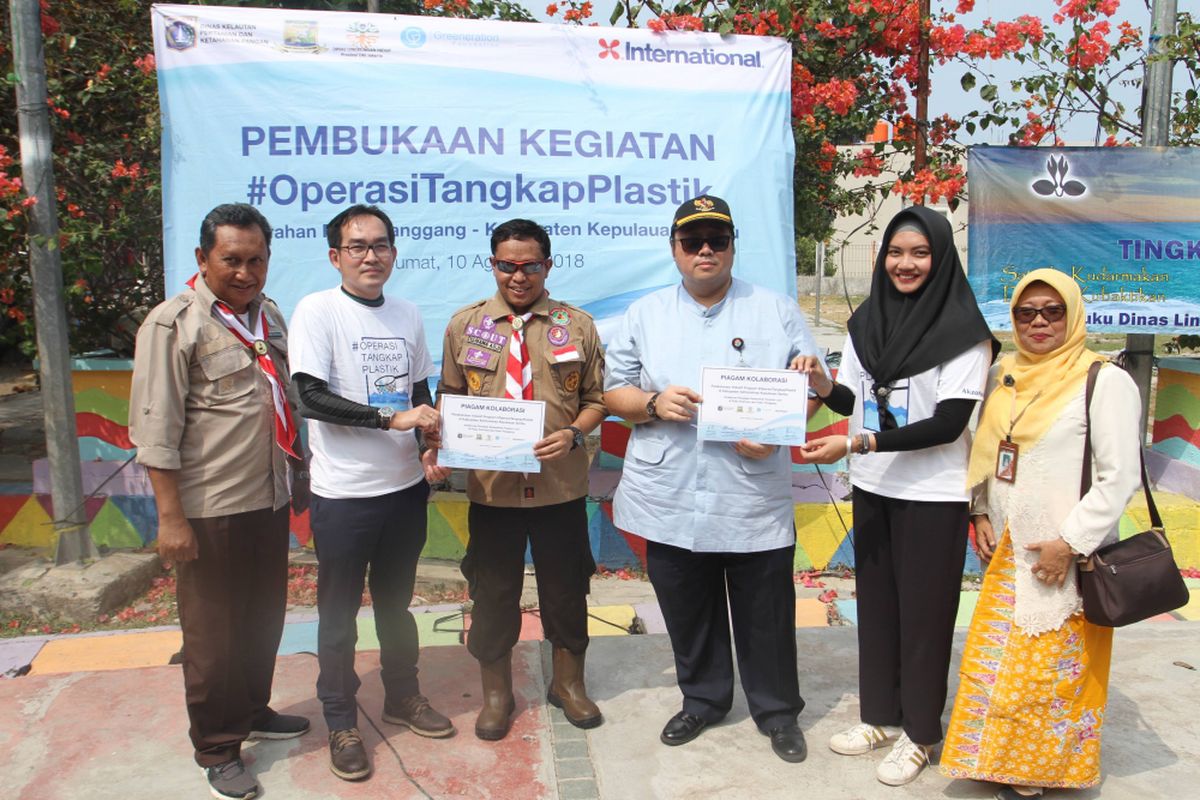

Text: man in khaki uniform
xmin=130 ymin=203 xmax=309 ymax=800
xmin=425 ymin=218 xmax=605 ymax=740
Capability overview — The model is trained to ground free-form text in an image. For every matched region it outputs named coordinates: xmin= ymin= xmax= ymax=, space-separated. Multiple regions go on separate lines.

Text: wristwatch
xmin=377 ymin=406 xmax=395 ymax=430
xmin=646 ymin=392 xmax=661 ymax=421
xmin=564 ymin=425 xmax=585 ymax=451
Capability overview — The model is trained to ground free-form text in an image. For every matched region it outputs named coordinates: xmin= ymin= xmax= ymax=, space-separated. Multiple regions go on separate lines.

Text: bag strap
xmin=1081 ymin=361 xmax=1163 ymax=531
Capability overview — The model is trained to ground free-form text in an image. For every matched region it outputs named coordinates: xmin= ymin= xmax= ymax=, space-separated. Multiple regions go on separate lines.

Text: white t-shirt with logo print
xmin=289 ymin=288 xmax=435 ymax=500
xmin=835 ymin=335 xmax=991 ymax=503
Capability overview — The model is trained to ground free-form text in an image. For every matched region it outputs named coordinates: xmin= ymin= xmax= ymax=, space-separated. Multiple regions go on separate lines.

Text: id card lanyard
xmin=996 ymin=388 xmax=1043 ymax=483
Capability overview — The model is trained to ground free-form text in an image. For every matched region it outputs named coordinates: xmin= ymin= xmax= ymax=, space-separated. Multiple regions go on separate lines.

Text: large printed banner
xmin=151 ymin=6 xmax=795 ymax=360
xmin=968 ymin=146 xmax=1200 ymax=334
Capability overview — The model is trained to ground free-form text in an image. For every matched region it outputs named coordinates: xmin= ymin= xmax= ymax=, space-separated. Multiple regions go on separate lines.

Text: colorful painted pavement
xmin=4 ymin=358 xmax=1197 ymax=573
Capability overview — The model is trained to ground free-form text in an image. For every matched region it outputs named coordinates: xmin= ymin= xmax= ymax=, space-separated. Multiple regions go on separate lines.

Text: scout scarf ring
xmin=212 ymin=301 xmax=300 ymax=459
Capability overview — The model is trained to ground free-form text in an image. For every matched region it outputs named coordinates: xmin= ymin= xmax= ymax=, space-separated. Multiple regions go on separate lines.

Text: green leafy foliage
xmin=3 ymin=0 xmax=1199 ymax=358
xmin=1 ymin=0 xmax=163 ymax=357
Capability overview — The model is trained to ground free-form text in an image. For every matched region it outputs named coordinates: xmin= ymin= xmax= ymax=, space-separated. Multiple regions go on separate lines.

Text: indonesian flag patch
xmin=552 ymin=345 xmax=580 ymax=362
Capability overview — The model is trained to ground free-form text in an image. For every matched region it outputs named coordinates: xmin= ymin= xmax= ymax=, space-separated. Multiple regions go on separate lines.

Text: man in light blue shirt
xmin=604 ymin=195 xmax=825 ymax=764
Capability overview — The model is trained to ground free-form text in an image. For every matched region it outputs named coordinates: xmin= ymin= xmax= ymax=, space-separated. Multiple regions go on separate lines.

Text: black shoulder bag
xmin=1076 ymin=361 xmax=1189 ymax=627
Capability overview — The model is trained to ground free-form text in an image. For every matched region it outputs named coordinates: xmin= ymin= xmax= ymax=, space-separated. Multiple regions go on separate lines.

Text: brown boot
xmin=547 ymin=646 xmax=603 ymax=729
xmin=474 ymin=653 xmax=516 ymax=741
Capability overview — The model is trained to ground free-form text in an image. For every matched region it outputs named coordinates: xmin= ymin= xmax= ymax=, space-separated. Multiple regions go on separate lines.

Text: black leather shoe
xmin=660 ymin=711 xmax=708 ymax=746
xmin=766 ymin=723 xmax=808 ymax=763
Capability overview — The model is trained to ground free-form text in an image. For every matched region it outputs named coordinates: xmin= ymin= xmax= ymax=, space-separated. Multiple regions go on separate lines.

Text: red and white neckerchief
xmin=188 ymin=274 xmax=299 ymax=458
xmin=505 ymin=312 xmax=534 ymax=400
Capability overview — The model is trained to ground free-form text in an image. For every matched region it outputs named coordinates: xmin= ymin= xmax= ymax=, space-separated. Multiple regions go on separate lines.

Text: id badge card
xmin=995 ymin=440 xmax=1019 ymax=483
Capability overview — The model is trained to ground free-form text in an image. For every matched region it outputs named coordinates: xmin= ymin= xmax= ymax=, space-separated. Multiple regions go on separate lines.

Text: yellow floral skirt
xmin=940 ymin=529 xmax=1112 ymax=789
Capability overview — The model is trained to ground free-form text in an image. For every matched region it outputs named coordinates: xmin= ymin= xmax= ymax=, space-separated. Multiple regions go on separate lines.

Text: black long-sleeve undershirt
xmin=821 ymin=382 xmax=856 ymax=416
xmin=293 ymin=372 xmax=433 ymax=429
xmin=819 ymin=382 xmax=977 ymax=452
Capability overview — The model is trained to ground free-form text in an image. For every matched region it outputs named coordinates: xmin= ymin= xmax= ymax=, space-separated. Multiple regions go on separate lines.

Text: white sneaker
xmin=828 ymin=723 xmax=899 ymax=755
xmin=876 ymin=732 xmax=930 ymax=786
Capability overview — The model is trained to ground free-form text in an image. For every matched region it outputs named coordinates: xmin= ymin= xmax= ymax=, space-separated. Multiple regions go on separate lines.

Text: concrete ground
xmin=2 ymin=606 xmax=1197 ymax=800
xmin=3 ymin=327 xmax=1197 ymax=799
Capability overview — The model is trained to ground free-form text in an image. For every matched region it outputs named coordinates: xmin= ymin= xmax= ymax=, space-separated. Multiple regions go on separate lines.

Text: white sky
xmin=537 ymin=0 xmax=1170 ymax=145
xmin=928 ymin=0 xmax=1159 ymax=144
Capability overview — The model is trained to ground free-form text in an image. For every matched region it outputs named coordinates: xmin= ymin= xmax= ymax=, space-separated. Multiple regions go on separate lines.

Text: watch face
xmin=380 ymin=407 xmax=395 ymax=415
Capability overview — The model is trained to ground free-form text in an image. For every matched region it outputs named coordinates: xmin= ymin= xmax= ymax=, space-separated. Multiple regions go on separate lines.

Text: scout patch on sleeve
xmin=564 ymin=371 xmax=580 ymax=393
xmin=549 ymin=307 xmax=570 ymax=326
xmin=467 ymin=371 xmax=483 ymax=393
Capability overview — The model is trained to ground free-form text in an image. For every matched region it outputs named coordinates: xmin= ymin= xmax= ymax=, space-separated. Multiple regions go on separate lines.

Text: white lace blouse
xmin=973 ymin=364 xmax=1144 ymax=636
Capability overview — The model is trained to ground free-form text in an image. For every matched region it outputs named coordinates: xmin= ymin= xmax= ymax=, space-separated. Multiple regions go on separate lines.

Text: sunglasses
xmin=673 ymin=235 xmax=732 ymax=255
xmin=1012 ymin=304 xmax=1067 ymax=324
xmin=490 ymin=258 xmax=547 ymax=275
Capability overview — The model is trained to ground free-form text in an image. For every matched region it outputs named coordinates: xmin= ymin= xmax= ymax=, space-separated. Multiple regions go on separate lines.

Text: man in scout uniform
xmin=130 ymin=203 xmax=309 ymax=800
xmin=425 ymin=218 xmax=606 ymax=740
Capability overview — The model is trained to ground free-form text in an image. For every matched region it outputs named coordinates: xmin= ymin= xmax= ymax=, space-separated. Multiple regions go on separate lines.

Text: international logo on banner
xmin=968 ymin=147 xmax=1200 ymax=334
xmin=152 ymin=5 xmax=795 ymax=364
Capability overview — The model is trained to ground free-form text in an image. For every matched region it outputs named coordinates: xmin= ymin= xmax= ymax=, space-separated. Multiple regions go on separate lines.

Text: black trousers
xmin=177 ymin=505 xmax=289 ymax=767
xmin=646 ymin=540 xmax=803 ymax=731
xmin=311 ymin=481 xmax=429 ymax=730
xmin=852 ymin=487 xmax=968 ymax=746
xmin=462 ymin=498 xmax=595 ymax=664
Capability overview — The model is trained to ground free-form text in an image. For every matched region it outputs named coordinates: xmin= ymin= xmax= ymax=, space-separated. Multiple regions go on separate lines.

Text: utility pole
xmin=366 ymin=1 xmax=380 ymax=12
xmin=1129 ymin=0 xmax=1178 ymax=439
xmin=9 ymin=0 xmax=96 ymax=564
xmin=814 ymin=241 xmax=824 ymax=326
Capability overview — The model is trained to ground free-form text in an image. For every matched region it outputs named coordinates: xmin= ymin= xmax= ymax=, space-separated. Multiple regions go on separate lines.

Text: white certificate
xmin=697 ymin=366 xmax=809 ymax=445
xmin=440 ymin=395 xmax=546 ymax=473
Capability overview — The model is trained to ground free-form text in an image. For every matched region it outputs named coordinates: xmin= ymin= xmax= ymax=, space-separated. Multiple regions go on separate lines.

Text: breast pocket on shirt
xmin=629 ymin=436 xmax=666 ymax=466
xmin=197 ymin=343 xmax=256 ymax=401
xmin=457 ymin=347 xmax=502 ymax=396
xmin=545 ymin=349 xmax=583 ymax=399
xmin=734 ymin=337 xmax=780 ymax=367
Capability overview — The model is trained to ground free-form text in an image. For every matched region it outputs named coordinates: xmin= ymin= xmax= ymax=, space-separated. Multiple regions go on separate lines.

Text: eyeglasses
xmin=1013 ymin=304 xmax=1067 ymax=324
xmin=673 ymin=235 xmax=732 ymax=255
xmin=491 ymin=258 xmax=547 ymax=275
xmin=339 ymin=243 xmax=393 ymax=259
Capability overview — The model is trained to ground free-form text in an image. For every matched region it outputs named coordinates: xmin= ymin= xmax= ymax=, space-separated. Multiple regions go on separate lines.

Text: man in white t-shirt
xmin=289 ymin=205 xmax=455 ymax=782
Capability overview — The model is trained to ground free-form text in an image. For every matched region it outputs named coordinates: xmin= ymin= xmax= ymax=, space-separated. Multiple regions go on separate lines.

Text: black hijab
xmin=847 ymin=205 xmax=997 ymax=391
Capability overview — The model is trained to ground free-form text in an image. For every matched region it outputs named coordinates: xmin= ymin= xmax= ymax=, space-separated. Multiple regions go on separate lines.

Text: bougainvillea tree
xmin=555 ymin=0 xmax=1198 ymax=232
xmin=2 ymin=0 xmax=1196 ymax=356
xmin=1 ymin=0 xmax=164 ymax=357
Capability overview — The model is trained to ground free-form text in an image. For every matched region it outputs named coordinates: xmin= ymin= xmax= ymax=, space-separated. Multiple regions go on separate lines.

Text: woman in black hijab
xmin=801 ymin=205 xmax=997 ymax=787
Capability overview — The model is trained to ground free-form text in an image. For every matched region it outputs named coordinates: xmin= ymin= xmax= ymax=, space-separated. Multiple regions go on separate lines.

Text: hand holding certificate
xmin=439 ymin=394 xmax=546 ymax=473
xmin=697 ymin=366 xmax=809 ymax=446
